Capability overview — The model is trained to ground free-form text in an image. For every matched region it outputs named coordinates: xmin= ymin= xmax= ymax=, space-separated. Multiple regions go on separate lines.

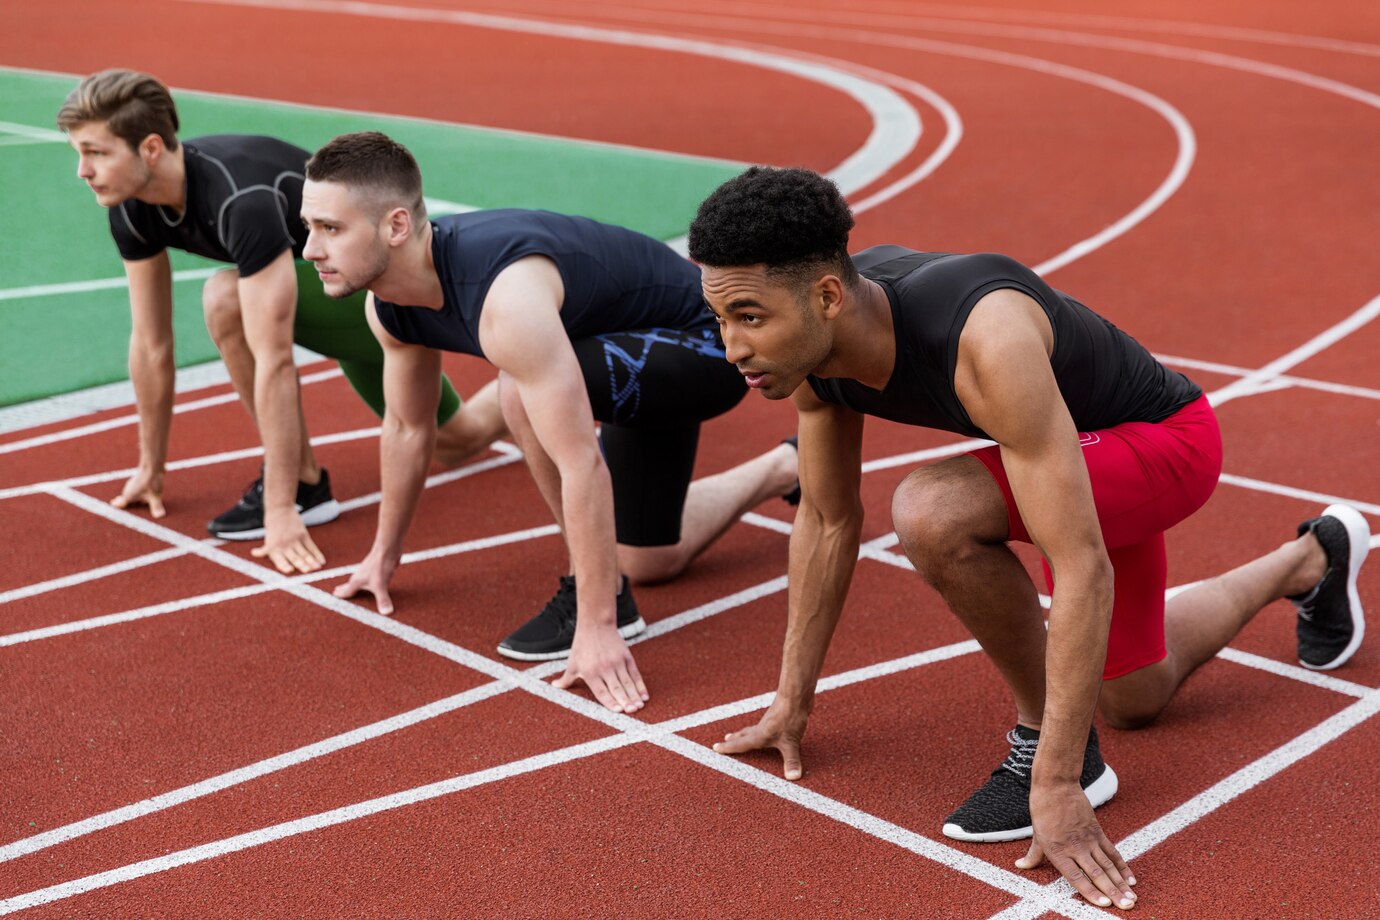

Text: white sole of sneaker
xmin=212 ymin=499 xmax=342 ymax=542
xmin=495 ymin=617 xmax=648 ymax=662
xmin=940 ymin=764 xmax=1119 ymax=843
xmin=1301 ymin=503 xmax=1370 ymax=671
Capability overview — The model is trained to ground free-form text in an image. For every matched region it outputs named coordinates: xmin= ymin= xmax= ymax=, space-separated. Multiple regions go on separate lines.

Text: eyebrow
xmin=723 ymin=298 xmax=761 ymax=313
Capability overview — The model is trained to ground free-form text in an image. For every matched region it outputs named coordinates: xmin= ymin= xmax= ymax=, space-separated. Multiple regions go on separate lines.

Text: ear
xmin=383 ymin=206 xmax=413 ymax=247
xmin=817 ymin=274 xmax=847 ymax=320
xmin=138 ymin=133 xmax=166 ymax=165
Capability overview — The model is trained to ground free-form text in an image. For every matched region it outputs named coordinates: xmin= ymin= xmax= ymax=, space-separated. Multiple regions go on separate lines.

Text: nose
xmin=721 ymin=325 xmax=751 ymax=366
xmin=76 ymin=156 xmax=94 ymax=180
xmin=302 ymin=228 xmax=323 ymax=262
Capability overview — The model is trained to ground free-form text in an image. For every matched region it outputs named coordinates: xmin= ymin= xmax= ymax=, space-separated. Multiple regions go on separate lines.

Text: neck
xmin=139 ymin=144 xmax=187 ymax=211
xmin=369 ymin=220 xmax=446 ymax=309
xmin=813 ymin=277 xmax=896 ymax=390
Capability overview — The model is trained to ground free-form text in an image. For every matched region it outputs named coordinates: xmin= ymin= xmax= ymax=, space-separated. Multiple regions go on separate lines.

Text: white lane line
xmin=0 ymin=120 xmax=65 ymax=142
xmin=1218 ymin=473 xmax=1380 ymax=518
xmin=1215 ymin=648 xmax=1375 ymax=699
xmin=1209 ymin=294 xmax=1380 ymax=406
xmin=0 ymin=365 xmax=342 ymax=456
xmin=177 ymin=0 xmax=920 ymax=201
xmin=990 ymin=700 xmax=1380 ymax=919
xmin=0 ymin=546 xmax=199 ymax=606
xmin=0 ymin=268 xmax=218 ymax=303
xmin=654 ymin=732 xmax=1111 ymax=920
xmin=1157 ymin=354 xmax=1380 ymax=402
xmin=0 ymin=680 xmax=515 ymax=864
xmin=0 ymin=733 xmax=642 ymax=916
xmin=0 ymin=520 xmax=562 ymax=649
xmin=851 ymin=3 xmax=1380 ymax=58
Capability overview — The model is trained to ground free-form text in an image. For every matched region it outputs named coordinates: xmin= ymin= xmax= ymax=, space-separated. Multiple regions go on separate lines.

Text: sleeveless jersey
xmin=806 ymin=246 xmax=1202 ymax=437
xmin=372 ymin=209 xmax=712 ymax=359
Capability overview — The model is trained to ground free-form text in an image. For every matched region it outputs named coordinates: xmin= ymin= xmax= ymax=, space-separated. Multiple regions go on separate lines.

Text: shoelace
xmin=539 ymin=577 xmax=579 ymax=626
xmin=998 ymin=729 xmax=1039 ymax=780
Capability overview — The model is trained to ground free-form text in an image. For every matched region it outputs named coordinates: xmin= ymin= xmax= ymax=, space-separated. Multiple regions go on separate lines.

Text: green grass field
xmin=0 ymin=68 xmax=741 ymax=407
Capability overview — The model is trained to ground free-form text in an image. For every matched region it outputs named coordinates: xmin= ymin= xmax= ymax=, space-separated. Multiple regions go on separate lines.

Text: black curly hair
xmin=688 ymin=166 xmax=858 ymax=287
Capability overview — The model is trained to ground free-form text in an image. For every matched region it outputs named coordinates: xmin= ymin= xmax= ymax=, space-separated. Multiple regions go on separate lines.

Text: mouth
xmin=740 ymin=370 xmax=768 ymax=389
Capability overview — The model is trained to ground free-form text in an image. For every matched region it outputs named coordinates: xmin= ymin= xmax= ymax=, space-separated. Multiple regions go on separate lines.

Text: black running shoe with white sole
xmin=208 ymin=469 xmax=340 ymax=541
xmin=1289 ymin=504 xmax=1370 ymax=671
xmin=941 ymin=724 xmax=1118 ymax=843
xmin=497 ymin=574 xmax=646 ymax=661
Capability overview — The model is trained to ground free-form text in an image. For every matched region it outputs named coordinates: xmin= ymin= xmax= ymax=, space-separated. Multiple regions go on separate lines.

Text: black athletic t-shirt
xmin=372 ymin=209 xmax=713 ymax=358
xmin=108 ymin=135 xmax=309 ymax=277
xmin=807 ymin=246 xmax=1202 ymax=437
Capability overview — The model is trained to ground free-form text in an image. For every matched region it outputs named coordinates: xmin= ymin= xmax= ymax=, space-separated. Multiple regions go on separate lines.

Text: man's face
xmin=300 ymin=179 xmax=391 ymax=299
xmin=67 ymin=121 xmax=152 ymax=207
xmin=702 ymin=264 xmax=832 ymax=400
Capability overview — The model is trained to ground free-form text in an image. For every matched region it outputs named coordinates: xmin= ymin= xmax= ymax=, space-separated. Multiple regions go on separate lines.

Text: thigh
xmin=600 ymin=423 xmax=699 ymax=548
xmin=972 ymin=397 xmax=1221 ymax=551
xmin=572 ymin=326 xmax=746 ymax=428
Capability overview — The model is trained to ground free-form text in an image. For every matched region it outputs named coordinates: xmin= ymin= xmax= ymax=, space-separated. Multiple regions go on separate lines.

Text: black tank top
xmin=372 ymin=210 xmax=712 ymax=358
xmin=807 ymin=246 xmax=1202 ymax=437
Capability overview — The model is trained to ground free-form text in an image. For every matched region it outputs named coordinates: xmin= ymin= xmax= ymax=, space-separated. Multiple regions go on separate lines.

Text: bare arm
xmin=715 ymin=383 xmax=865 ymax=778
xmin=956 ymin=289 xmax=1133 ymax=908
xmin=333 ymin=293 xmax=441 ymax=615
xmin=237 ymin=250 xmax=322 ymax=574
xmin=478 ymin=256 xmax=645 ymax=713
xmin=113 ymin=252 xmax=175 ymax=517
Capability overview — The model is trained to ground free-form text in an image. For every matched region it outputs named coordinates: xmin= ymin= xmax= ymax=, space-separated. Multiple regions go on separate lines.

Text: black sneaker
xmin=782 ymin=436 xmax=801 ymax=506
xmin=208 ymin=469 xmax=341 ymax=541
xmin=496 ymin=574 xmax=646 ymax=661
xmin=1289 ymin=504 xmax=1370 ymax=671
xmin=941 ymin=724 xmax=1118 ymax=843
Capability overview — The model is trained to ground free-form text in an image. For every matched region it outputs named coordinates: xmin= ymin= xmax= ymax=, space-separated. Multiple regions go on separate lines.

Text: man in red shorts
xmin=688 ymin=166 xmax=1370 ymax=909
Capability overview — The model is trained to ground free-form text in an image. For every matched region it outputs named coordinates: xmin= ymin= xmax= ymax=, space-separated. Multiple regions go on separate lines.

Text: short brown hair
xmin=57 ymin=69 xmax=180 ymax=151
xmin=306 ymin=131 xmax=426 ymax=222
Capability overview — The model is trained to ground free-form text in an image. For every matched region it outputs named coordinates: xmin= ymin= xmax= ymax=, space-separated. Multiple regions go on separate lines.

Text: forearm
xmin=252 ymin=355 xmax=304 ymax=516
xmin=128 ymin=333 xmax=175 ymax=472
xmin=1033 ymin=561 xmax=1114 ymax=785
xmin=558 ymin=453 xmax=619 ymax=626
xmin=777 ymin=501 xmax=864 ymax=710
xmin=371 ymin=417 xmax=436 ymax=560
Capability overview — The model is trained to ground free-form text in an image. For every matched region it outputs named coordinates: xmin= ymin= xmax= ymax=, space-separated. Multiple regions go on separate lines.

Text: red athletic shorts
xmin=971 ymin=395 xmax=1223 ymax=680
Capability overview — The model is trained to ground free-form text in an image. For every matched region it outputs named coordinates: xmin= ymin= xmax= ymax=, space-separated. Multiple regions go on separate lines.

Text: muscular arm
xmin=334 ymin=293 xmax=442 ymax=615
xmin=115 ymin=252 xmax=175 ymax=516
xmin=478 ymin=256 xmax=643 ymax=712
xmin=237 ymin=250 xmax=322 ymax=573
xmin=957 ymin=289 xmax=1131 ymax=906
xmin=715 ymin=384 xmax=865 ymax=778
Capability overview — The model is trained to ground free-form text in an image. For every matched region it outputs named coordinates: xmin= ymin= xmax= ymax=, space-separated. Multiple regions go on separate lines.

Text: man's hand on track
xmin=111 ymin=467 xmax=166 ymax=518
xmin=333 ymin=553 xmax=398 ymax=615
xmin=712 ymin=700 xmax=810 ymax=780
xmin=252 ymin=510 xmax=325 ymax=575
xmin=1020 ymin=782 xmax=1137 ymax=909
xmin=553 ymin=622 xmax=649 ymax=713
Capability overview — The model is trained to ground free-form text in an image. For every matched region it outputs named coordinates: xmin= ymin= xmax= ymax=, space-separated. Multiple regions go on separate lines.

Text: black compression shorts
xmin=572 ymin=325 xmax=747 ymax=547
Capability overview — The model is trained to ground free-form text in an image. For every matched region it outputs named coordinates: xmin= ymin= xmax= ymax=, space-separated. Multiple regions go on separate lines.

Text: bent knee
xmin=201 ymin=272 xmax=243 ymax=331
xmin=619 ymin=545 xmax=689 ymax=585
xmin=892 ymin=458 xmax=1008 ymax=558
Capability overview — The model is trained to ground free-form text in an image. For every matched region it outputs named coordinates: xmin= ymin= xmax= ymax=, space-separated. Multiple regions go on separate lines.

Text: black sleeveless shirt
xmin=372 ymin=209 xmax=712 ymax=358
xmin=807 ymin=246 xmax=1202 ymax=437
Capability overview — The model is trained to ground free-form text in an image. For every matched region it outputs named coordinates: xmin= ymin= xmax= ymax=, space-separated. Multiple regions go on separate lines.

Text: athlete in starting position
xmin=59 ymin=70 xmax=506 ymax=573
xmin=303 ymin=132 xmax=800 ymax=713
xmin=689 ymin=166 xmax=1370 ymax=908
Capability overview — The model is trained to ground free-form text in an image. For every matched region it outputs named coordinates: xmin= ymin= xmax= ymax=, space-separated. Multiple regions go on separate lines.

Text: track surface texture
xmin=1 ymin=0 xmax=1378 ymax=917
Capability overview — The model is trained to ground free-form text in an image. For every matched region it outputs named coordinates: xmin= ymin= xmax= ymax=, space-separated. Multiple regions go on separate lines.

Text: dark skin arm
xmin=956 ymin=289 xmax=1135 ymax=910
xmin=713 ymin=383 xmax=865 ymax=777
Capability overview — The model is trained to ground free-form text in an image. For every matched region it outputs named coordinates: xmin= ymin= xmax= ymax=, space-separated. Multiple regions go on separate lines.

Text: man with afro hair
xmin=689 ymin=165 xmax=1369 ymax=909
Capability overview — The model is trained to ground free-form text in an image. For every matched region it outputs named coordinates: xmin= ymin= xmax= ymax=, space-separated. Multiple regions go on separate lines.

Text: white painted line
xmin=0 ymin=120 xmax=65 ymax=142
xmin=1215 ymin=648 xmax=1374 ymax=699
xmin=1219 ymin=474 xmax=1380 ymax=518
xmin=0 ymin=733 xmax=642 ymax=916
xmin=0 ymin=546 xmax=196 ymax=606
xmin=861 ymin=438 xmax=993 ymax=473
xmin=0 ymin=680 xmax=514 ymax=864
xmin=336 ymin=442 xmax=524 ymax=513
xmin=177 ymin=0 xmax=920 ymax=201
xmin=1209 ymin=294 xmax=1380 ymax=406
xmin=0 ymin=365 xmax=340 ymax=455
xmin=0 ymin=268 xmax=218 ymax=303
xmin=653 ymin=733 xmax=1110 ymax=920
